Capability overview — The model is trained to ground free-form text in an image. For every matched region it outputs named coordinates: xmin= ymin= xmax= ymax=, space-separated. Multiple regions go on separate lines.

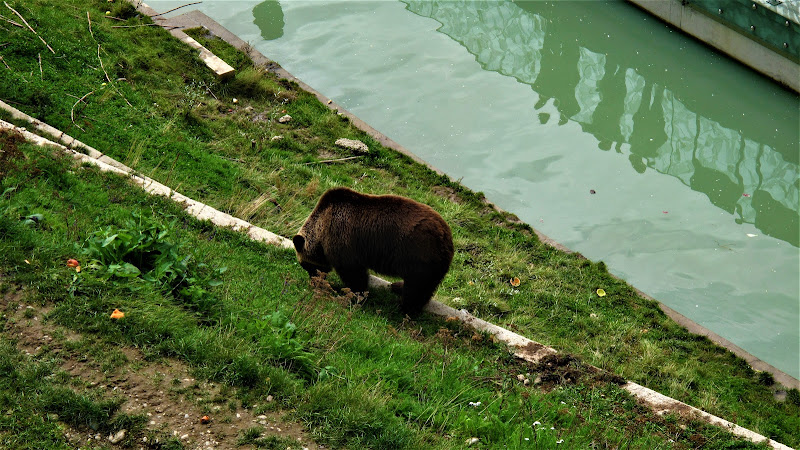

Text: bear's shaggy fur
xmin=293 ymin=187 xmax=454 ymax=315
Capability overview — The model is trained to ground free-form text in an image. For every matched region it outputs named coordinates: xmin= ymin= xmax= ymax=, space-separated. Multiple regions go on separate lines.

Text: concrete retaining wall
xmin=627 ymin=0 xmax=800 ymax=93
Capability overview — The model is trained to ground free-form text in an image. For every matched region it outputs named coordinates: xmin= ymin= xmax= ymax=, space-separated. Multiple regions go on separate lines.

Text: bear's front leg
xmin=335 ymin=265 xmax=369 ymax=293
xmin=390 ymin=281 xmax=404 ymax=295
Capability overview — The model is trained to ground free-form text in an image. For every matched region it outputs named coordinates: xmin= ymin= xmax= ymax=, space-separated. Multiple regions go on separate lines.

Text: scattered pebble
xmin=107 ymin=429 xmax=126 ymax=444
xmin=278 ymin=114 xmax=292 ymax=123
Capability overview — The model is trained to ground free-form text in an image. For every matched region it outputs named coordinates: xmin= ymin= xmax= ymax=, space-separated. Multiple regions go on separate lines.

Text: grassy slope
xmin=0 ymin=0 xmax=796 ymax=447
xmin=3 ymin=138 xmax=760 ymax=449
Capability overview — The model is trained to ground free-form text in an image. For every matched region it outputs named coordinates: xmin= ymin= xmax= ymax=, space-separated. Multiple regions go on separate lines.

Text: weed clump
xmin=75 ymin=212 xmax=226 ymax=318
xmin=757 ymin=371 xmax=775 ymax=386
xmin=227 ymin=67 xmax=288 ymax=102
xmin=787 ymin=389 xmax=800 ymax=406
xmin=109 ymin=1 xmax=139 ymax=20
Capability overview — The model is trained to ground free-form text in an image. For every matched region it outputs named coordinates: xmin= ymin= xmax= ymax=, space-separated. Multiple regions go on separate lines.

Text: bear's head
xmin=293 ymin=232 xmax=332 ymax=277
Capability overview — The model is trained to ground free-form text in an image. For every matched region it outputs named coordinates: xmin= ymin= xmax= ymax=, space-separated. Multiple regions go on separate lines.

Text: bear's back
xmin=316 ymin=188 xmax=452 ymax=273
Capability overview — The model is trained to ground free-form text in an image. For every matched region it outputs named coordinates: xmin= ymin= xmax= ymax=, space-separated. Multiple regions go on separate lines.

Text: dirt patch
xmin=533 ymin=354 xmax=626 ymax=389
xmin=0 ymin=284 xmax=321 ymax=449
xmin=0 ymin=128 xmax=26 ymax=179
xmin=504 ymin=353 xmax=625 ymax=393
xmin=316 ymin=149 xmax=339 ymax=161
xmin=432 ymin=185 xmax=462 ymax=204
xmin=513 ymin=341 xmax=557 ymax=363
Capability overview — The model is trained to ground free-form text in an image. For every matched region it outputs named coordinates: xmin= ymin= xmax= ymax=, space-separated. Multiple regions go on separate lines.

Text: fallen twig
xmin=86 ymin=11 xmax=93 ymax=39
xmin=95 ymin=44 xmax=132 ymax=108
xmin=70 ymin=90 xmax=94 ymax=130
xmin=37 ymin=52 xmax=42 ymax=79
xmin=111 ymin=23 xmax=159 ymax=28
xmin=0 ymin=54 xmax=9 ymax=70
xmin=97 ymin=44 xmax=110 ymax=83
xmin=4 ymin=1 xmax=54 ymax=53
xmin=0 ymin=13 xmax=22 ymax=28
xmin=302 ymin=156 xmax=363 ymax=165
xmin=150 ymin=1 xmax=202 ymax=18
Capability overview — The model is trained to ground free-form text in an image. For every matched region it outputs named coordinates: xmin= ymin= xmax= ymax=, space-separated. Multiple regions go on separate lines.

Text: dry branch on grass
xmin=86 ymin=11 xmax=93 ymax=39
xmin=150 ymin=1 xmax=203 ymax=18
xmin=0 ymin=13 xmax=22 ymax=28
xmin=97 ymin=44 xmax=110 ymax=83
xmin=4 ymin=1 xmax=54 ymax=53
xmin=95 ymin=44 xmax=133 ymax=107
xmin=111 ymin=23 xmax=160 ymax=29
xmin=302 ymin=156 xmax=363 ymax=165
xmin=70 ymin=91 xmax=94 ymax=130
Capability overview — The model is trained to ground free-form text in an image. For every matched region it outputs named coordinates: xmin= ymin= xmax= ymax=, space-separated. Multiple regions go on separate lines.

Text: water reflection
xmin=253 ymin=0 xmax=284 ymax=40
xmin=403 ymin=0 xmax=799 ymax=246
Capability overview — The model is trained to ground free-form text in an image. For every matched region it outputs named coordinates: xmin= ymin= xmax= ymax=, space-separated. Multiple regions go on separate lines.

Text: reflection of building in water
xmin=403 ymin=0 xmax=799 ymax=246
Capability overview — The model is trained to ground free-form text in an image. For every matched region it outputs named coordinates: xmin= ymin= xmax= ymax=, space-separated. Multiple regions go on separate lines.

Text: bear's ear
xmin=292 ymin=234 xmax=305 ymax=252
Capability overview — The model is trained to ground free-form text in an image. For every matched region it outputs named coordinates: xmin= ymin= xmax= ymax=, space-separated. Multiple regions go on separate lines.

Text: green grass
xmin=0 ymin=137 xmax=771 ymax=449
xmin=0 ymin=0 xmax=797 ymax=447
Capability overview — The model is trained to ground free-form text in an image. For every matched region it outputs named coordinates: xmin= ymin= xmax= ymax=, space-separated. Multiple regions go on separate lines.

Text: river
xmin=150 ymin=0 xmax=800 ymax=379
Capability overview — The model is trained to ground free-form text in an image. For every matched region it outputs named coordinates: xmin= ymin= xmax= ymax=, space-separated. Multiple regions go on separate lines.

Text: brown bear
xmin=293 ymin=187 xmax=454 ymax=315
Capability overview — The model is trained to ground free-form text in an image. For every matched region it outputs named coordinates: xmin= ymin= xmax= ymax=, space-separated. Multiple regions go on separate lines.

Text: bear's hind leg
xmin=399 ymin=276 xmax=441 ymax=316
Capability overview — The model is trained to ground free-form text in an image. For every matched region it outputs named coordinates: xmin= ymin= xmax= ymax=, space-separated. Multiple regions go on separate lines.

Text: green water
xmin=151 ymin=0 xmax=800 ymax=379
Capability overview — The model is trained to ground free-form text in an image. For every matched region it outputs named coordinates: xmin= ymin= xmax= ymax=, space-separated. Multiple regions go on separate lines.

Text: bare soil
xmin=0 ymin=284 xmax=321 ymax=449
